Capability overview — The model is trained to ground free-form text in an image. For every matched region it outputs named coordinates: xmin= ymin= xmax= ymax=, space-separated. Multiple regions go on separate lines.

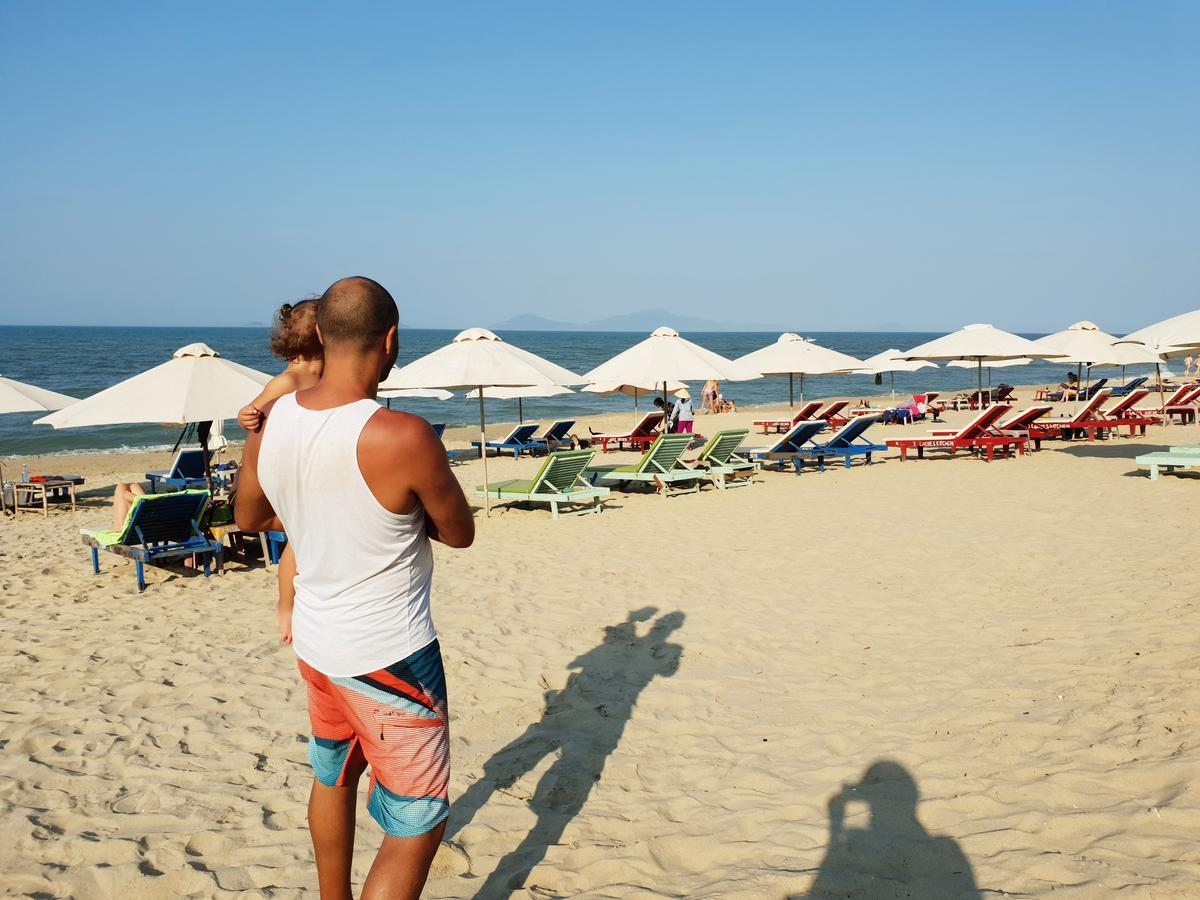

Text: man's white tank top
xmin=257 ymin=393 xmax=435 ymax=677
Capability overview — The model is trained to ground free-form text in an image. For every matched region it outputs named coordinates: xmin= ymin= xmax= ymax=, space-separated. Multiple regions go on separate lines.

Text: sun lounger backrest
xmin=953 ymin=405 xmax=1007 ymax=439
xmin=817 ymin=400 xmax=849 ymax=420
xmin=172 ymin=448 xmax=210 ymax=479
xmin=992 ymin=385 xmax=1014 ymax=402
xmin=430 ymin=423 xmax=446 ymax=439
xmin=698 ymin=429 xmax=750 ymax=465
xmin=631 ymin=411 xmax=666 ymax=436
xmin=823 ymin=415 xmax=881 ymax=448
xmin=772 ymin=420 xmax=827 ymax=452
xmin=537 ymin=450 xmax=596 ymax=493
xmin=634 ymin=433 xmax=693 ymax=474
xmin=118 ymin=490 xmax=210 ymax=545
xmin=1106 ymin=389 xmax=1150 ymax=417
xmin=542 ymin=419 xmax=576 ymax=441
xmin=793 ymin=401 xmax=823 ymax=422
xmin=1068 ymin=389 xmax=1112 ymax=423
xmin=999 ymin=405 xmax=1053 ymax=430
xmin=1173 ymin=385 xmax=1200 ymax=405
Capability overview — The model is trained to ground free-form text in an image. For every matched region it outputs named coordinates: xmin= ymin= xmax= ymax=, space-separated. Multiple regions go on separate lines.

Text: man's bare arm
xmin=234 ymin=402 xmax=283 ymax=532
xmin=359 ymin=413 xmax=474 ymax=549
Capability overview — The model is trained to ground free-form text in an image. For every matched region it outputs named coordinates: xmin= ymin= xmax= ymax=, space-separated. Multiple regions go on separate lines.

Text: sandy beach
xmin=2 ymin=396 xmax=1199 ymax=898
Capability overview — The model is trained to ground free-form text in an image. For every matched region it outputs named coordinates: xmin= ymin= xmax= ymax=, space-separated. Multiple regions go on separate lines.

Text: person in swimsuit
xmin=236 ymin=277 xmax=474 ymax=900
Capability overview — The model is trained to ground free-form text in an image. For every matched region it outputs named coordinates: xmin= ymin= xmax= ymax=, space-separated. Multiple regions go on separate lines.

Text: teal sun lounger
xmin=693 ymin=428 xmax=758 ymax=488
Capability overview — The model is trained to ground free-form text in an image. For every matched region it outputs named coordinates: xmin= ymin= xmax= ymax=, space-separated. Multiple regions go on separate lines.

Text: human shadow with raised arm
xmin=798 ymin=760 xmax=980 ymax=900
xmin=446 ymin=606 xmax=684 ymax=898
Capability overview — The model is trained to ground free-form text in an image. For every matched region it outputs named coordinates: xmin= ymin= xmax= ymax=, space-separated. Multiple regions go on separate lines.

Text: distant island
xmin=491 ymin=309 xmax=782 ymax=333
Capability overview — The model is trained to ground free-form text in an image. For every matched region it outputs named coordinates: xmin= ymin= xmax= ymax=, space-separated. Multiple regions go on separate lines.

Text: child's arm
xmin=238 ymin=372 xmax=299 ymax=433
xmin=275 ymin=543 xmax=297 ymax=644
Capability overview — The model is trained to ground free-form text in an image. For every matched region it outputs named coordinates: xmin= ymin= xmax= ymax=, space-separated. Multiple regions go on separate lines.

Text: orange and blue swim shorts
xmin=297 ymin=640 xmax=450 ymax=837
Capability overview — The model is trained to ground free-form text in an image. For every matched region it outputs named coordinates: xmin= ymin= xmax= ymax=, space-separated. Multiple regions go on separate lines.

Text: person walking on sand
xmin=672 ymin=389 xmax=695 ymax=434
xmin=235 ymin=276 xmax=475 ymax=900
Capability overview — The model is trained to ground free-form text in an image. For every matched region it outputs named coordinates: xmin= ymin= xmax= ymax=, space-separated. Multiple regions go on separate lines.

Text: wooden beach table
xmin=12 ymin=479 xmax=79 ymax=516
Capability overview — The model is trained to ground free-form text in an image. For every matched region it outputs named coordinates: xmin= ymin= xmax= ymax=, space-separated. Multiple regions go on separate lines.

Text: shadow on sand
xmin=796 ymin=760 xmax=980 ymax=900
xmin=446 ymin=606 xmax=684 ymax=898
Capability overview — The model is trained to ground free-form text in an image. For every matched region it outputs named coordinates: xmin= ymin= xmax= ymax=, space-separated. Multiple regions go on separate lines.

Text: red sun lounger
xmin=1028 ymin=389 xmax=1118 ymax=443
xmin=885 ymin=405 xmax=1024 ymax=461
xmin=589 ymin=411 xmax=666 ymax=452
xmin=752 ymin=401 xmax=823 ymax=434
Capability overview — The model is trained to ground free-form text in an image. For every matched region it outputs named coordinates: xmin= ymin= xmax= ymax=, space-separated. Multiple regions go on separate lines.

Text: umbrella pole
xmin=633 ymin=388 xmax=639 ymax=425
xmin=978 ymin=361 xmax=984 ymax=408
xmin=479 ymin=390 xmax=489 ymax=516
xmin=1074 ymin=362 xmax=1082 ymax=413
xmin=890 ymin=371 xmax=895 ymax=401
xmin=1158 ymin=363 xmax=1164 ymax=413
xmin=789 ymin=373 xmax=794 ymax=408
xmin=518 ymin=398 xmax=524 ymax=424
xmin=799 ymin=374 xmax=805 ymax=405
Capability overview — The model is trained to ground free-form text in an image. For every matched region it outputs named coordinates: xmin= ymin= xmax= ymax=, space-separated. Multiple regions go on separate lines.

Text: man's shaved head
xmin=317 ymin=276 xmax=399 ymax=350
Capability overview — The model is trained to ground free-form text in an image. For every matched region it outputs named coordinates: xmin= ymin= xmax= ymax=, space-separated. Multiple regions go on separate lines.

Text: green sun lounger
xmin=81 ymin=490 xmax=222 ymax=592
xmin=475 ymin=449 xmax=610 ymax=518
xmin=1136 ymin=447 xmax=1200 ymax=481
xmin=585 ymin=432 xmax=707 ymax=497
xmin=693 ymin=428 xmax=758 ymax=489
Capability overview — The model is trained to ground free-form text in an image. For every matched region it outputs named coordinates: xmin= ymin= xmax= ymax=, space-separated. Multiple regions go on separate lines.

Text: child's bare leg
xmin=276 ymin=543 xmax=297 ymax=644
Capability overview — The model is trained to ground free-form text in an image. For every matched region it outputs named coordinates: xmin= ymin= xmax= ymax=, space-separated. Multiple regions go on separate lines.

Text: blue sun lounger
xmin=146 ymin=448 xmax=212 ymax=492
xmin=472 ymin=423 xmax=542 ymax=459
xmin=81 ymin=490 xmax=222 ymax=592
xmin=533 ymin=419 xmax=576 ymax=452
xmin=746 ymin=420 xmax=828 ymax=473
xmin=793 ymin=415 xmax=887 ymax=473
xmin=1108 ymin=376 xmax=1149 ymax=398
xmin=431 ymin=423 xmax=447 ymax=439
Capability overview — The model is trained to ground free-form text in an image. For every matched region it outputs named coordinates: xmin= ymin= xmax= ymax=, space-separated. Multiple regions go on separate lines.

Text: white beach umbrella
xmin=465 ymin=384 xmax=575 ymax=423
xmin=581 ymin=327 xmax=759 ymax=401
xmin=903 ymin=324 xmax=1063 ymax=407
xmin=1119 ymin=310 xmax=1200 ymax=357
xmin=0 ymin=376 xmax=79 ymax=512
xmin=583 ymin=380 xmax=688 ymax=423
xmin=734 ymin=333 xmax=864 ymax=407
xmin=35 ymin=343 xmax=271 ymax=428
xmin=384 ymin=327 xmax=582 ymax=514
xmin=1088 ymin=340 xmax=1164 ymax=386
xmin=377 ymin=386 xmax=454 ymax=400
xmin=1035 ymin=321 xmax=1163 ymax=410
xmin=0 ymin=375 xmax=78 ymax=415
xmin=947 ymin=357 xmax=1031 ymax=389
xmin=854 ymin=350 xmax=936 ymax=400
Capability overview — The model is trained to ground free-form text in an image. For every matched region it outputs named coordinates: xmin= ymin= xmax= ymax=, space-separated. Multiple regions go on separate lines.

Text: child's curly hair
xmin=268 ymin=298 xmax=323 ymax=361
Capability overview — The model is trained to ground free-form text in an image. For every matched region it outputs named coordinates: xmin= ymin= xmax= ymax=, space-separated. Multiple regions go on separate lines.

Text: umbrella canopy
xmin=734 ymin=333 xmax=864 ymax=406
xmin=35 ymin=343 xmax=271 ymax=428
xmin=382 ymin=327 xmax=581 ymax=391
xmin=0 ymin=375 xmax=77 ymax=414
xmin=904 ymin=323 xmax=1063 ymax=407
xmin=1033 ymin=321 xmax=1147 ymax=366
xmin=853 ymin=350 xmax=936 ymax=400
xmin=946 ymin=357 xmax=1031 ymax=368
xmin=465 ymin=384 xmax=575 ymax=424
xmin=1119 ymin=310 xmax=1200 ymax=357
xmin=377 ymin=386 xmax=454 ymax=400
xmin=464 ymin=385 xmax=575 ymax=400
xmin=384 ymin=328 xmax=582 ymax=514
xmin=855 ymin=350 xmax=937 ymax=376
xmin=581 ymin=327 xmax=758 ymax=388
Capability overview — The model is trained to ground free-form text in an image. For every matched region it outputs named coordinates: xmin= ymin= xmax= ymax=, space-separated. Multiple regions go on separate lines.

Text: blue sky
xmin=1 ymin=2 xmax=1196 ymax=332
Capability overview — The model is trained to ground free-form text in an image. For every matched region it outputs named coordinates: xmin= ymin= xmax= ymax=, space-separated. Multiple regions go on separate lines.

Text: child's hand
xmin=238 ymin=404 xmax=264 ymax=433
xmin=276 ymin=602 xmax=293 ymax=644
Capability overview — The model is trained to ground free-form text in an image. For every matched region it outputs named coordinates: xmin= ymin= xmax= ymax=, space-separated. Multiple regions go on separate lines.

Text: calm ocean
xmin=0 ymin=325 xmax=1147 ymax=456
